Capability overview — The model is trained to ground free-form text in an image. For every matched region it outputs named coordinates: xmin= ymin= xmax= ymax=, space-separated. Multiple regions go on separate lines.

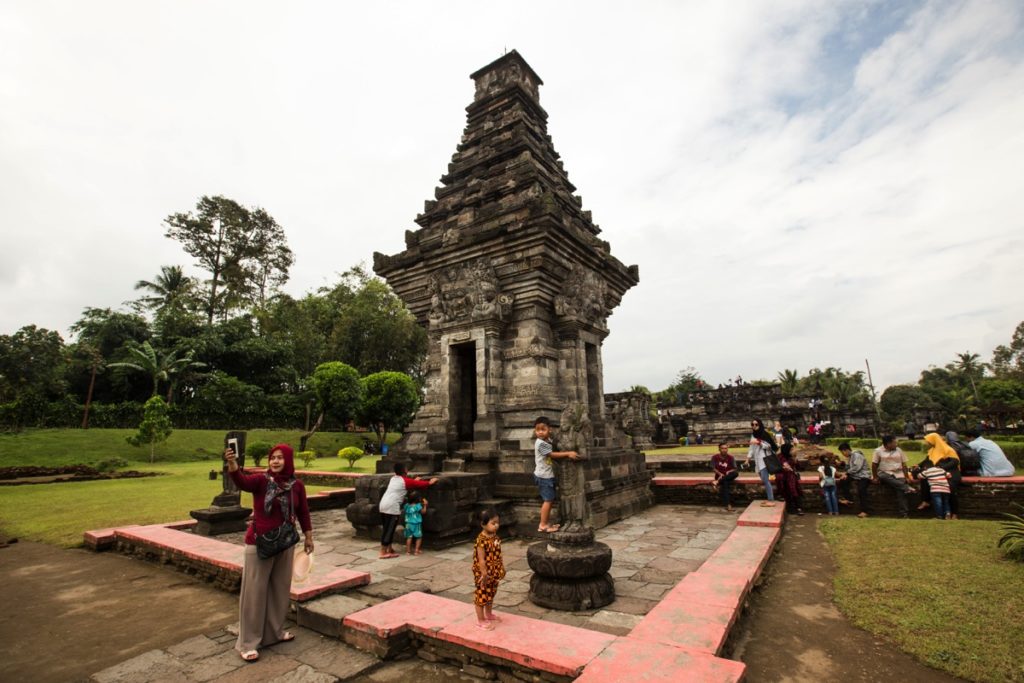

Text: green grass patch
xmin=0 ymin=461 xmax=347 ymax=547
xmin=0 ymin=428 xmax=397 ymax=468
xmin=0 ymin=429 xmax=392 ymax=547
xmin=820 ymin=517 xmax=1024 ymax=682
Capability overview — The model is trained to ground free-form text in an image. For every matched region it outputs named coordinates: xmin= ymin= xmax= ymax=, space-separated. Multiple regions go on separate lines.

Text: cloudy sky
xmin=2 ymin=0 xmax=1022 ymax=393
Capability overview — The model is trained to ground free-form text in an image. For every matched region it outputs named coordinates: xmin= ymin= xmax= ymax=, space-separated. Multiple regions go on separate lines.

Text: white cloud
xmin=1 ymin=0 xmax=1022 ymax=393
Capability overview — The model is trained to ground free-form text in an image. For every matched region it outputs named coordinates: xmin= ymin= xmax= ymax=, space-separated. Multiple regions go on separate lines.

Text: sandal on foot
xmin=240 ymin=650 xmax=259 ymax=662
xmin=380 ymin=553 xmax=400 ymax=559
xmin=476 ymin=621 xmax=495 ymax=630
xmin=487 ymin=614 xmax=502 ymax=622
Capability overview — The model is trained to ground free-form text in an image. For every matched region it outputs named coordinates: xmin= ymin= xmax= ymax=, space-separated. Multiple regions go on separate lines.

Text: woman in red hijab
xmin=224 ymin=442 xmax=313 ymax=662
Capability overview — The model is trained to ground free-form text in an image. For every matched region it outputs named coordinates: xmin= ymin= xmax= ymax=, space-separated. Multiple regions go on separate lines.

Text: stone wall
xmin=653 ymin=476 xmax=1024 ymax=517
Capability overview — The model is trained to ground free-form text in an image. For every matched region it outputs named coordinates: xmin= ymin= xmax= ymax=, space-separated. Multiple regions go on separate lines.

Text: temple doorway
xmin=451 ymin=342 xmax=477 ymax=442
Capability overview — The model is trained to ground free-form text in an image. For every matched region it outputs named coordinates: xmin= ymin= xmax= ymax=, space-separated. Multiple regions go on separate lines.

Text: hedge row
xmin=0 ymin=396 xmax=317 ymax=431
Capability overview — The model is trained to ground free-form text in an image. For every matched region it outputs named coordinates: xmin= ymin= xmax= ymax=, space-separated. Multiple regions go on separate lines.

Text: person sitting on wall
xmin=837 ymin=441 xmax=872 ymax=518
xmin=871 ymin=435 xmax=914 ymax=518
xmin=963 ymin=429 xmax=1015 ymax=477
xmin=711 ymin=442 xmax=739 ymax=512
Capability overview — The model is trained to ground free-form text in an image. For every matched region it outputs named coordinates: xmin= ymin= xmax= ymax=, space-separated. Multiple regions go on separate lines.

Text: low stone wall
xmin=653 ymin=476 xmax=1024 ymax=517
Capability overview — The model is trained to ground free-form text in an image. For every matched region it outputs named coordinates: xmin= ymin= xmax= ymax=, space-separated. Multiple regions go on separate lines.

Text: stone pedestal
xmin=527 ymin=524 xmax=614 ymax=610
xmin=189 ymin=504 xmax=252 ymax=536
xmin=346 ymin=472 xmax=514 ymax=549
xmin=190 ymin=431 xmax=253 ymax=536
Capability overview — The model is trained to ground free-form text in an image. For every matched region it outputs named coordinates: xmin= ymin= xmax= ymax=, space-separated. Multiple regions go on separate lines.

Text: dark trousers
xmin=716 ymin=470 xmax=739 ymax=507
xmin=380 ymin=512 xmax=400 ymax=546
xmin=878 ymin=472 xmax=911 ymax=517
xmin=838 ymin=477 xmax=872 ymax=513
xmin=919 ymin=478 xmax=959 ymax=514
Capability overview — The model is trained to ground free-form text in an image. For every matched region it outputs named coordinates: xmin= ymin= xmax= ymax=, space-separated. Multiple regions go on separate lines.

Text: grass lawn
xmin=0 ymin=428 xmax=390 ymax=547
xmin=0 ymin=428 xmax=397 ymax=468
xmin=820 ymin=517 xmax=1024 ymax=682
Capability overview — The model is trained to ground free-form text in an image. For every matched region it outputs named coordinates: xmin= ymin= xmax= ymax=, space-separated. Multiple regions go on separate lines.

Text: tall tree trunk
xmin=81 ymin=362 xmax=98 ymax=429
xmin=299 ymin=411 xmax=325 ymax=452
xmin=150 ymin=439 xmax=156 ymax=463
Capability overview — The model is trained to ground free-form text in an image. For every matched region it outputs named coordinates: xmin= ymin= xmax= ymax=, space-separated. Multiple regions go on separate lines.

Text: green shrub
xmin=900 ymin=440 xmax=923 ymax=452
xmin=997 ymin=502 xmax=1024 ymax=562
xmin=298 ymin=450 xmax=316 ymax=469
xmin=994 ymin=442 xmax=1024 ymax=467
xmin=247 ymin=441 xmax=272 ymax=467
xmin=853 ymin=438 xmax=881 ymax=449
xmin=338 ymin=446 xmax=364 ymax=469
xmin=95 ymin=457 xmax=129 ymax=472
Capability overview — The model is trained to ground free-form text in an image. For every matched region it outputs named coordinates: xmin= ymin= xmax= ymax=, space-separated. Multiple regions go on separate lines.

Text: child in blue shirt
xmin=404 ymin=491 xmax=427 ymax=555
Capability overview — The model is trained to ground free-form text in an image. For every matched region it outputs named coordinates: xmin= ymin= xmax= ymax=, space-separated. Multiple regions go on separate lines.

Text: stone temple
xmin=348 ymin=51 xmax=651 ymax=541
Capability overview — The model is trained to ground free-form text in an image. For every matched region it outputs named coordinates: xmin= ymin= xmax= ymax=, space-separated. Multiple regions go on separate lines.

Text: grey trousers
xmin=236 ymin=544 xmax=294 ymax=651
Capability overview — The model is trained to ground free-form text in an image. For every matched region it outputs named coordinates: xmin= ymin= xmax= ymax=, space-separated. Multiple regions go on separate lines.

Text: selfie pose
xmin=224 ymin=442 xmax=313 ymax=662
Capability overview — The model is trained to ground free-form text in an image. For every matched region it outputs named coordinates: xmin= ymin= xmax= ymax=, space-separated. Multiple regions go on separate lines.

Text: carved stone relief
xmin=553 ymin=263 xmax=608 ymax=326
xmin=428 ymin=258 xmax=513 ymax=326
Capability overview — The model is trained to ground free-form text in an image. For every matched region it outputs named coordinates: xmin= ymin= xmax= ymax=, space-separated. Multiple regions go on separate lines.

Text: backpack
xmin=948 ymin=440 xmax=982 ymax=476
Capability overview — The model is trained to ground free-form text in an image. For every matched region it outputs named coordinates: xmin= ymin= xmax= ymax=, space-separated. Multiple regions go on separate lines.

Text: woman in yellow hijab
xmin=918 ymin=433 xmax=961 ymax=518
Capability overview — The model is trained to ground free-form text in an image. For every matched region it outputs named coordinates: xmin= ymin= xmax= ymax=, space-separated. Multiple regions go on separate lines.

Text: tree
xmin=328 ymin=269 xmax=427 ymax=377
xmin=653 ymin=367 xmax=705 ymax=405
xmin=133 ymin=265 xmax=197 ymax=312
xmin=300 ymin=362 xmax=362 ymax=451
xmin=107 ymin=341 xmax=205 ymax=401
xmin=880 ymin=384 xmax=936 ymax=427
xmin=68 ymin=307 xmax=152 ymax=403
xmin=948 ymin=351 xmax=986 ymax=401
xmin=0 ymin=325 xmax=67 ymax=402
xmin=977 ymin=378 xmax=1024 ymax=427
xmin=992 ymin=321 xmax=1024 ymax=379
xmin=776 ymin=369 xmax=799 ymax=396
xmin=127 ymin=396 xmax=173 ymax=462
xmin=358 ymin=371 xmax=420 ymax=447
xmin=164 ymin=195 xmax=293 ymax=324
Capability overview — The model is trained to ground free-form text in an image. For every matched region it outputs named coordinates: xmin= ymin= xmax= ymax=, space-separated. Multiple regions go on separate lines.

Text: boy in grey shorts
xmin=533 ymin=416 xmax=579 ymax=533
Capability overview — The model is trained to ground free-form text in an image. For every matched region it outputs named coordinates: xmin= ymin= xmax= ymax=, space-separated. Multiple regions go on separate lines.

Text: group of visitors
xmin=709 ymin=420 xmax=1016 ymax=519
xmin=217 ymin=413 xmax=1016 ymax=661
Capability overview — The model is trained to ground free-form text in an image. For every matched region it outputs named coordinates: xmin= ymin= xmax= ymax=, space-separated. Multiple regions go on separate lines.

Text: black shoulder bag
xmin=256 ymin=488 xmax=300 ymax=560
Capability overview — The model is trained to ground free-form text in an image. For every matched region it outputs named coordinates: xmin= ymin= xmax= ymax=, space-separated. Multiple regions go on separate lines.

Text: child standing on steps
xmin=818 ymin=454 xmax=840 ymax=515
xmin=404 ymin=491 xmax=427 ymax=555
xmin=472 ymin=508 xmax=506 ymax=630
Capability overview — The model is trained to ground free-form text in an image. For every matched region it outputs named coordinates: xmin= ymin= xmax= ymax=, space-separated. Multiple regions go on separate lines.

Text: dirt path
xmin=732 ymin=515 xmax=963 ymax=682
xmin=0 ymin=541 xmax=237 ymax=683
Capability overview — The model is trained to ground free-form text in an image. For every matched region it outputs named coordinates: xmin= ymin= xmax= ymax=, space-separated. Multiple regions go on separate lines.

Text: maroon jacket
xmin=229 ymin=469 xmax=312 ymax=545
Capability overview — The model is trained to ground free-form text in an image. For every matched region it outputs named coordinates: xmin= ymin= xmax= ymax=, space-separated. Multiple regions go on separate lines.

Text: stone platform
xmin=89 ymin=503 xmax=783 ymax=681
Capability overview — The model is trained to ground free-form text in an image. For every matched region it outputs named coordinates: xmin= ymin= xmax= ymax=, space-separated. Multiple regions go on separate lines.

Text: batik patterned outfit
xmin=472 ymin=531 xmax=505 ymax=607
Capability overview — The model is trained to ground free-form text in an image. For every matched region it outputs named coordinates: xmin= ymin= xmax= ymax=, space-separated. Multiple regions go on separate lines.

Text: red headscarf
xmin=267 ymin=442 xmax=296 ymax=486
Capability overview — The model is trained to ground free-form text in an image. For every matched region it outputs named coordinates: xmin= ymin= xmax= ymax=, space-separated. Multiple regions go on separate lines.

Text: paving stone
xmin=494 ymin=591 xmax=527 ymax=607
xmin=354 ymin=579 xmax=431 ymax=601
xmin=612 ymin=579 xmax=648 ymax=598
xmin=167 ymin=635 xmax=224 ymax=661
xmin=587 ymin=610 xmax=644 ymax=631
xmin=267 ymin=630 xmax=329 ymax=657
xmin=92 ymin=649 xmax=189 ymax=683
xmin=667 ymin=546 xmax=713 ymax=561
xmin=646 ymin=556 xmax=701 ymax=574
xmin=297 ymin=594 xmax=373 ymax=638
xmin=186 ymin=650 xmax=242 ymax=682
xmin=210 ymin=652 xmax=302 ymax=682
xmin=634 ymin=568 xmax=682 ymax=584
xmin=603 ymin=596 xmax=657 ymax=615
xmin=608 ymin=565 xmax=637 ymax=579
xmin=267 ymin=664 xmax=339 ymax=682
xmin=294 ymin=641 xmax=381 ymax=679
xmin=502 ymin=581 xmax=530 ymax=594
xmin=631 ymin=583 xmax=671 ymax=601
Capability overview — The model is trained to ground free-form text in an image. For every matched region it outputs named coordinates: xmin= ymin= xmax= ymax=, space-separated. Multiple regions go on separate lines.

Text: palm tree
xmin=134 ymin=265 xmax=195 ymax=312
xmin=108 ymin=341 xmax=205 ymax=400
xmin=776 ymin=369 xmax=799 ymax=396
xmin=952 ymin=351 xmax=986 ymax=401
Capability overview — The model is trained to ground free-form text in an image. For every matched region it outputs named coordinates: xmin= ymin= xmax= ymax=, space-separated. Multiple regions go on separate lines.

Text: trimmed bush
xmin=298 ymin=450 xmax=316 ymax=468
xmin=338 ymin=446 xmax=364 ymax=469
xmin=247 ymin=441 xmax=272 ymax=467
xmin=853 ymin=438 xmax=881 ymax=449
xmin=994 ymin=442 xmax=1024 ymax=468
xmin=900 ymin=440 xmax=923 ymax=452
